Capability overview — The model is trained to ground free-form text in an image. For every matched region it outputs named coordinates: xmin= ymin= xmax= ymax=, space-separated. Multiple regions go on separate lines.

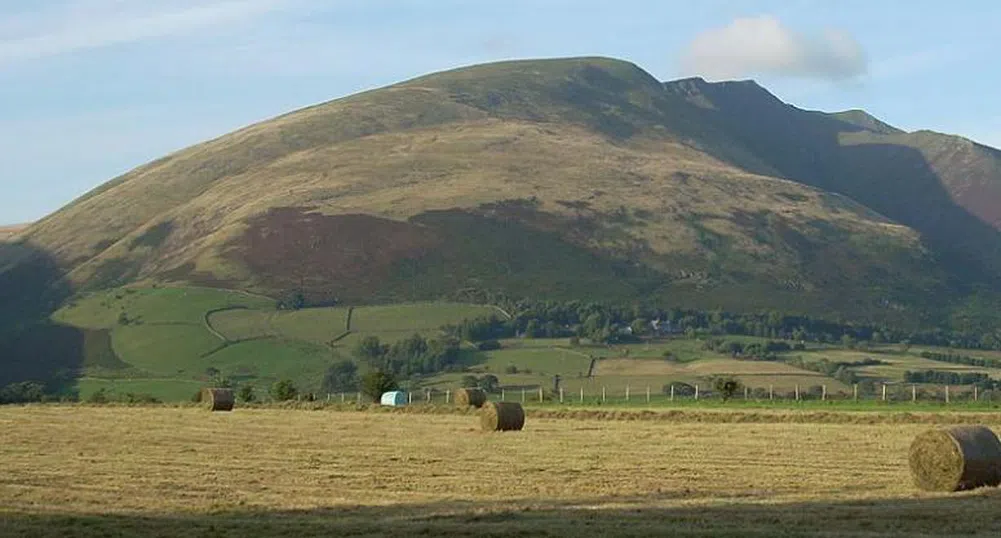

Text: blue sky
xmin=2 ymin=0 xmax=1000 ymax=223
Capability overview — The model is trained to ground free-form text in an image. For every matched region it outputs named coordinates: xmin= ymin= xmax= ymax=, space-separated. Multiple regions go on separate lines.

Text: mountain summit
xmin=10 ymin=56 xmax=1001 ymax=326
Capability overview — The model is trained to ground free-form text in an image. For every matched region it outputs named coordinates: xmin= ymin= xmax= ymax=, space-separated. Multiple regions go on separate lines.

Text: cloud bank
xmin=679 ymin=15 xmax=867 ymax=81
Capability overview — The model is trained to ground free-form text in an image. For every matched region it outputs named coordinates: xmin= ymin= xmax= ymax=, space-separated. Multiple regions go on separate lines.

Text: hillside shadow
xmin=3 ymin=490 xmax=1001 ymax=537
xmin=671 ymin=83 xmax=1001 ymax=303
xmin=0 ymin=241 xmax=84 ymax=392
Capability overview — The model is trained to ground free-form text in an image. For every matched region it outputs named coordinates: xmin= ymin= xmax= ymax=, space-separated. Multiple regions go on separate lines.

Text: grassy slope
xmin=14 ymin=57 xmax=979 ymax=327
xmin=75 ymin=378 xmax=204 ymax=401
xmin=53 ymin=286 xmax=272 ymax=328
xmin=46 ymin=286 xmax=1001 ymax=402
xmin=268 ymin=308 xmax=350 ymax=344
xmin=56 ymin=287 xmax=505 ymax=399
xmin=349 ymin=303 xmax=500 ymax=337
xmin=111 ymin=324 xmax=223 ymax=374
xmin=206 ymin=309 xmax=277 ymax=341
xmin=664 ymin=77 xmax=1001 ymax=296
xmin=4 ymin=407 xmax=1001 ymax=537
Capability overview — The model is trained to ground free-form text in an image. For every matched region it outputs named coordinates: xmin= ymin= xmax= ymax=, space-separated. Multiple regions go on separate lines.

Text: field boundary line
xmin=329 ymin=331 xmax=352 ymax=347
xmin=489 ymin=305 xmax=512 ymax=319
xmin=203 ymin=306 xmax=249 ymax=343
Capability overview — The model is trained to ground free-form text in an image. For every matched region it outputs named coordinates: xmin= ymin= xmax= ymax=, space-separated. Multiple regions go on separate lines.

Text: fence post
xmin=602 ymin=386 xmax=606 ymax=403
xmin=500 ymin=389 xmax=505 ymax=402
xmin=326 ymin=393 xmax=331 ymax=402
xmin=356 ymin=392 xmax=361 ymax=404
xmin=881 ymin=384 xmax=886 ymax=402
xmin=974 ymin=385 xmax=979 ymax=402
xmin=559 ymin=387 xmax=564 ymax=404
xmin=341 ymin=392 xmax=345 ymax=404
xmin=670 ymin=384 xmax=675 ymax=402
xmin=795 ymin=384 xmax=800 ymax=401
xmin=945 ymin=385 xmax=950 ymax=404
xmin=912 ymin=384 xmax=916 ymax=402
xmin=853 ymin=384 xmax=858 ymax=402
xmin=580 ymin=386 xmax=584 ymax=404
xmin=427 ymin=390 xmax=432 ymax=403
xmin=626 ymin=385 xmax=630 ymax=402
xmin=446 ymin=390 xmax=451 ymax=404
xmin=408 ymin=392 xmax=413 ymax=405
xmin=695 ymin=384 xmax=699 ymax=401
xmin=744 ymin=386 xmax=749 ymax=400
xmin=822 ymin=385 xmax=826 ymax=401
xmin=539 ymin=386 xmax=544 ymax=402
xmin=769 ymin=385 xmax=773 ymax=401
xmin=646 ymin=386 xmax=651 ymax=404
xmin=522 ymin=388 xmax=526 ymax=403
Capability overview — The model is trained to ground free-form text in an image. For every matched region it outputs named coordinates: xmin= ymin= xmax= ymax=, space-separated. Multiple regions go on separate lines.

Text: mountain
xmin=9 ymin=56 xmax=1001 ymax=329
xmin=663 ymin=77 xmax=1001 ymax=285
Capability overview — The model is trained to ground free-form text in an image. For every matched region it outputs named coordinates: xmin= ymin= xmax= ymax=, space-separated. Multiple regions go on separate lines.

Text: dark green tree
xmin=478 ymin=374 xmax=500 ymax=393
xmin=460 ymin=375 xmax=479 ymax=388
xmin=0 ymin=381 xmax=46 ymax=404
xmin=237 ymin=384 xmax=256 ymax=403
xmin=322 ymin=359 xmax=359 ymax=393
xmin=269 ymin=380 xmax=298 ymax=402
xmin=360 ymin=371 xmax=398 ymax=402
xmin=712 ymin=376 xmax=743 ymax=401
xmin=354 ymin=336 xmax=388 ymax=366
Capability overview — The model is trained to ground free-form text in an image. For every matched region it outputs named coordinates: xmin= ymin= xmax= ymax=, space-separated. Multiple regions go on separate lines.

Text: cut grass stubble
xmin=5 ymin=406 xmax=1001 ymax=536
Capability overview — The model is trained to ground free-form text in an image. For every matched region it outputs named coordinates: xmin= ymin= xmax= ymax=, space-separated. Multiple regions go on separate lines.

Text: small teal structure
xmin=380 ymin=391 xmax=407 ymax=406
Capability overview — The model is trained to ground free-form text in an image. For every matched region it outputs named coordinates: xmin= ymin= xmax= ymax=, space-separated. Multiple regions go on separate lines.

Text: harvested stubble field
xmin=3 ymin=407 xmax=1001 ymax=537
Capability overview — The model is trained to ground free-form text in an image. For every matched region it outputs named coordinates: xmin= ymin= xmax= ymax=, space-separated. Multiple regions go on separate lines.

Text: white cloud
xmin=0 ymin=0 xmax=289 ymax=66
xmin=679 ymin=15 xmax=867 ymax=81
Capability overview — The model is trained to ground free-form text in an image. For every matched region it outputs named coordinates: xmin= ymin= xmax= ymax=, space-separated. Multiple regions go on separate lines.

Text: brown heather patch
xmin=0 ymin=223 xmax=28 ymax=241
xmin=234 ymin=208 xmax=441 ymax=299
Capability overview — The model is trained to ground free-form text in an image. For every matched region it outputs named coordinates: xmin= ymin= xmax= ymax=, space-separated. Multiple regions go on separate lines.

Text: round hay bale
xmin=909 ymin=425 xmax=1001 ymax=492
xmin=455 ymin=388 xmax=487 ymax=408
xmin=202 ymin=388 xmax=234 ymax=412
xmin=480 ymin=402 xmax=524 ymax=432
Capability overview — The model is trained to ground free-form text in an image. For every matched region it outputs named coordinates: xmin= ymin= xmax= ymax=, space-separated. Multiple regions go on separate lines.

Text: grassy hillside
xmin=664 ymin=76 xmax=1001 ymax=292
xmin=16 ymin=284 xmax=998 ymax=403
xmin=10 ymin=56 xmax=995 ymax=330
xmin=47 ymin=286 xmax=503 ymax=400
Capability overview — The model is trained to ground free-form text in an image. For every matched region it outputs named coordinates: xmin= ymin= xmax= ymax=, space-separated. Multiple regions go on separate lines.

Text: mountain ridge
xmin=6 ymin=55 xmax=1001 ymax=330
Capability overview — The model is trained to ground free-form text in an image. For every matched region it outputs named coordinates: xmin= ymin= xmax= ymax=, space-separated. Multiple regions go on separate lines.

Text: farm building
xmin=380 ymin=391 xmax=407 ymax=406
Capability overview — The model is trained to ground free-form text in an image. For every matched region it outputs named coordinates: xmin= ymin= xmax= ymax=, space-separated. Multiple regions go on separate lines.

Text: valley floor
xmin=2 ymin=406 xmax=1000 ymax=537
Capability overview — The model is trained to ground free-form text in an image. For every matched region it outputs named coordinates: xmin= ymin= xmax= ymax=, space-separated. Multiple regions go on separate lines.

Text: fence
xmin=322 ymin=383 xmax=998 ymax=406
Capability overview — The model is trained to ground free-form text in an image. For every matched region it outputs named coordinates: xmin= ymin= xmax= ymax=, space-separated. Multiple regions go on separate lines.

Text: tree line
xmin=442 ymin=296 xmax=1001 ymax=351
xmin=919 ymin=351 xmax=1001 ymax=369
xmin=903 ymin=370 xmax=1000 ymax=389
xmin=783 ymin=356 xmax=884 ymax=387
xmin=701 ymin=338 xmax=796 ymax=360
xmin=319 ymin=333 xmax=463 ymax=397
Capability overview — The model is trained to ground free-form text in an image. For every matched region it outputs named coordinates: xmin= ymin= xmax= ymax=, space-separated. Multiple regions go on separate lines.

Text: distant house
xmin=650 ymin=319 xmax=680 ymax=336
